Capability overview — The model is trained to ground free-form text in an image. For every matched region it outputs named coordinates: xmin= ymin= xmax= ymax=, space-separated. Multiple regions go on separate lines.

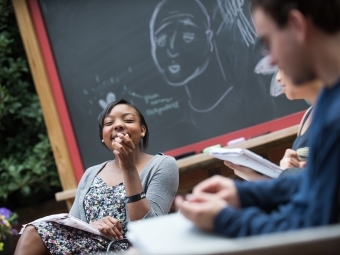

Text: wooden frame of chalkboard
xmin=12 ymin=0 xmax=77 ymax=207
xmin=13 ymin=0 xmax=306 ymax=190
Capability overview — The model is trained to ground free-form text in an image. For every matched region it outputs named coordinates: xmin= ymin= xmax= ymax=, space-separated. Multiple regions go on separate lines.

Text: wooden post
xmin=12 ymin=0 xmax=77 ymax=209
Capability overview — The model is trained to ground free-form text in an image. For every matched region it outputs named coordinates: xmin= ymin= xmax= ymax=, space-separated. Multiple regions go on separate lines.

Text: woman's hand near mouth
xmin=112 ymin=132 xmax=136 ymax=171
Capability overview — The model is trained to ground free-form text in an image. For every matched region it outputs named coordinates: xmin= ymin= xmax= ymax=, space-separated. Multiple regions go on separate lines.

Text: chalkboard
xmin=33 ymin=0 xmax=307 ymax=175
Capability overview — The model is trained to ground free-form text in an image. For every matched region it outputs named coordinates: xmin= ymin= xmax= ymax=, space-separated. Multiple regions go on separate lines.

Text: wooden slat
xmin=55 ymin=188 xmax=77 ymax=201
xmin=177 ymin=125 xmax=299 ymax=171
xmin=12 ymin=0 xmax=77 ymax=209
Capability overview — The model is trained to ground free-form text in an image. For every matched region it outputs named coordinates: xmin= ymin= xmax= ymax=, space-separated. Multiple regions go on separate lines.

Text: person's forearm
xmin=214 ymin=204 xmax=305 ymax=237
xmin=214 ymin=159 xmax=339 ymax=237
xmin=235 ymin=173 xmax=302 ymax=212
xmin=123 ymin=170 xmax=151 ymax=221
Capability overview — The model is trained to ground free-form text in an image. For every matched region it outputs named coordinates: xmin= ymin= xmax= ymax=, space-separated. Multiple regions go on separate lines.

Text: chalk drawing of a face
xmin=216 ymin=0 xmax=282 ymax=97
xmin=150 ymin=0 xmax=213 ymax=86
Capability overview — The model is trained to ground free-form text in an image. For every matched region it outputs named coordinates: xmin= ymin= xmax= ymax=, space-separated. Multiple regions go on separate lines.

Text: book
xmin=127 ymin=213 xmax=235 ymax=254
xmin=209 ymin=148 xmax=283 ymax=178
xmin=19 ymin=213 xmax=114 ymax=240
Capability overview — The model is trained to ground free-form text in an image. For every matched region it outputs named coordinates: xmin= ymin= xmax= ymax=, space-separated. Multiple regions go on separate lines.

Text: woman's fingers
xmin=92 ymin=217 xmax=124 ymax=240
xmin=283 ymin=149 xmax=298 ymax=158
xmin=280 ymin=156 xmax=300 ymax=169
xmin=112 ymin=133 xmax=135 ymax=157
xmin=111 ymin=225 xmax=124 ymax=239
xmin=299 ymin=161 xmax=307 ymax=168
xmin=112 ymin=133 xmax=138 ymax=171
xmin=108 ymin=217 xmax=123 ymax=233
xmin=98 ymin=222 xmax=119 ymax=239
xmin=279 ymin=149 xmax=302 ymax=169
xmin=103 ymin=217 xmax=123 ymax=236
xmin=112 ymin=139 xmax=128 ymax=154
xmin=117 ymin=133 xmax=135 ymax=150
xmin=94 ymin=219 xmax=117 ymax=239
xmin=114 ymin=133 xmax=134 ymax=152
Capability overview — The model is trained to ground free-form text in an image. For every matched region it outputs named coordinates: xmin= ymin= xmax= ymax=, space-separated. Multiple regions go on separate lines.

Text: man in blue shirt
xmin=176 ymin=0 xmax=340 ymax=237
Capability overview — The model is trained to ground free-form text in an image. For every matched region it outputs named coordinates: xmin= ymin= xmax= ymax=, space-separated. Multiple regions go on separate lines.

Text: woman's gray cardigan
xmin=69 ymin=154 xmax=179 ymax=222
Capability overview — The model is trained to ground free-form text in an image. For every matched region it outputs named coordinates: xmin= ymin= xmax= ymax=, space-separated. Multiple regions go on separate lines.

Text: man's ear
xmin=288 ymin=10 xmax=309 ymax=44
xmin=206 ymin=29 xmax=214 ymax=52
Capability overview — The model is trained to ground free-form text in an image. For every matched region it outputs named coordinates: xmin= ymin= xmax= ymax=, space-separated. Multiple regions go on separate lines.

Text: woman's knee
xmin=15 ymin=225 xmax=49 ymax=255
xmin=22 ymin=225 xmax=39 ymax=237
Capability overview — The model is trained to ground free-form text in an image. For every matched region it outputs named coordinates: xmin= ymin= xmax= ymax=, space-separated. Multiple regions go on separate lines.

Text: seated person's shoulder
xmin=159 ymin=154 xmax=177 ymax=166
xmin=151 ymin=154 xmax=178 ymax=173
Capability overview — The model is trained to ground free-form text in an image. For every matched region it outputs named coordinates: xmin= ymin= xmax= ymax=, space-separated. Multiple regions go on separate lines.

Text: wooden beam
xmin=12 ymin=0 xmax=77 ymax=209
xmin=177 ymin=125 xmax=299 ymax=171
xmin=55 ymin=188 xmax=76 ymax=201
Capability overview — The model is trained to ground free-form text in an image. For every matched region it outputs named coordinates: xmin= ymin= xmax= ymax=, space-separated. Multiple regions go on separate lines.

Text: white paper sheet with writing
xmin=19 ymin=213 xmax=114 ymax=240
xmin=209 ymin=148 xmax=283 ymax=178
xmin=127 ymin=213 xmax=239 ymax=255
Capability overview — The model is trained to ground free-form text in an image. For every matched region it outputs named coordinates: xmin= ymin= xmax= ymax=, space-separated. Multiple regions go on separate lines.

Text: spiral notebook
xmin=209 ymin=148 xmax=283 ymax=178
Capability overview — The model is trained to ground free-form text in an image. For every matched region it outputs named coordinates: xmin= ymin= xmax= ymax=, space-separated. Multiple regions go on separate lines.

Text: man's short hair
xmin=251 ymin=0 xmax=340 ymax=34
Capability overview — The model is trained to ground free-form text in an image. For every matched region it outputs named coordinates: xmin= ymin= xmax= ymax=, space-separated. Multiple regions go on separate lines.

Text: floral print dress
xmin=31 ymin=176 xmax=131 ymax=254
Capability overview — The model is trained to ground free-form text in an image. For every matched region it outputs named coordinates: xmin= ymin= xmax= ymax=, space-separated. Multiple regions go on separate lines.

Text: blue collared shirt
xmin=214 ymin=80 xmax=340 ymax=237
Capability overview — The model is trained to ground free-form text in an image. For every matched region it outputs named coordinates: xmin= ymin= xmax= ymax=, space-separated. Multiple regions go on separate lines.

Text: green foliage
xmin=0 ymin=0 xmax=61 ymax=208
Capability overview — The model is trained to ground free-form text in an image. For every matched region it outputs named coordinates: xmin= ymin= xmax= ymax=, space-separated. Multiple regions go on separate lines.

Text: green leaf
xmin=21 ymin=185 xmax=31 ymax=196
xmin=7 ymin=183 xmax=19 ymax=191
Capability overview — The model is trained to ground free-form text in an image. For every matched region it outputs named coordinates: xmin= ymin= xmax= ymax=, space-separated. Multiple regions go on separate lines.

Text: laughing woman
xmin=14 ymin=99 xmax=179 ymax=254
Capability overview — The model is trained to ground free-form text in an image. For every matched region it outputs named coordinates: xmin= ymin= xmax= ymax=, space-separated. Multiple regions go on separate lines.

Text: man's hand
xmin=191 ymin=175 xmax=240 ymax=208
xmin=175 ymin=193 xmax=227 ymax=231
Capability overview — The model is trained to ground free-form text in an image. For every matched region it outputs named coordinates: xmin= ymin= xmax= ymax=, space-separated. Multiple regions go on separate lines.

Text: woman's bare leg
xmin=14 ymin=226 xmax=51 ymax=255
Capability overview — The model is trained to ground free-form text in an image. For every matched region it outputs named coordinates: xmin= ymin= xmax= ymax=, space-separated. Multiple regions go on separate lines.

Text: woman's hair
xmin=251 ymin=0 xmax=340 ymax=34
xmin=98 ymin=99 xmax=149 ymax=150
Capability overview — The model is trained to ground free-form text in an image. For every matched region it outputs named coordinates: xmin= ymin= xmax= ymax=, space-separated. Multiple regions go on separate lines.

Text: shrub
xmin=0 ymin=0 xmax=61 ymax=208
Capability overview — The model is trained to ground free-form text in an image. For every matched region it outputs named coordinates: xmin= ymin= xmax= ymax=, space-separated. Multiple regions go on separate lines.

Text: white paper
xmin=19 ymin=213 xmax=114 ymax=240
xmin=209 ymin=148 xmax=283 ymax=178
xmin=127 ymin=213 xmax=237 ymax=254
xmin=127 ymin=212 xmax=340 ymax=255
